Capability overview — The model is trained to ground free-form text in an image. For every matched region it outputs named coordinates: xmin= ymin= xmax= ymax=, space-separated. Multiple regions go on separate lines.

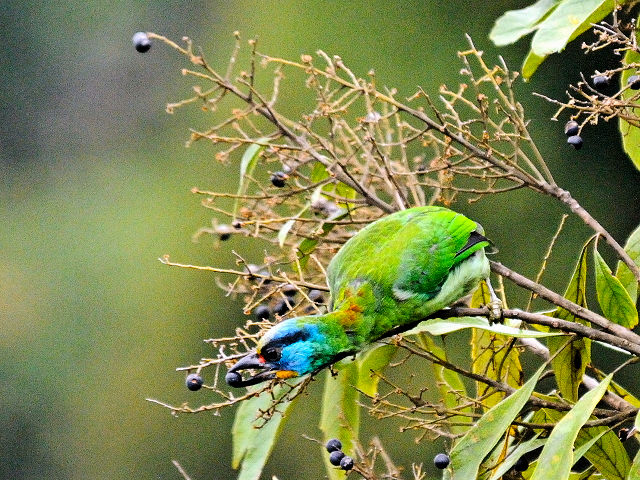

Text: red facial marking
xmin=257 ymin=354 xmax=266 ymax=363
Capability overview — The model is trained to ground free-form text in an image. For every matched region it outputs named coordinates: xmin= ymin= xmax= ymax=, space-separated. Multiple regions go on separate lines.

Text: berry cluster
xmin=325 ymin=439 xmax=354 ymax=471
xmin=252 ymin=286 xmax=325 ymax=321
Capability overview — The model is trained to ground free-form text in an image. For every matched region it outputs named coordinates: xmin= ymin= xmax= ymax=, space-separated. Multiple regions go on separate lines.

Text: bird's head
xmin=226 ymin=317 xmax=344 ymax=388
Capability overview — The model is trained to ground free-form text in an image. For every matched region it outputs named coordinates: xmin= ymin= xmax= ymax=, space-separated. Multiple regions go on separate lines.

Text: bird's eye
xmin=262 ymin=346 xmax=282 ymax=362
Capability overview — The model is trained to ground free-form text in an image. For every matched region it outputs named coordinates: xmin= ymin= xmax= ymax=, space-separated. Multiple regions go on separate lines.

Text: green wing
xmin=327 ymin=206 xmax=488 ymax=304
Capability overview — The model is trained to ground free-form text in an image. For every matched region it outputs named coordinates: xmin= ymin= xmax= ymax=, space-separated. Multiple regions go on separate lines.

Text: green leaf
xmin=594 ymin=249 xmax=638 ymax=328
xmin=616 ymin=222 xmax=640 ymax=302
xmin=629 ymin=448 xmax=640 ymax=480
xmin=405 ymin=316 xmax=566 ymax=338
xmin=444 ymin=365 xmax=545 ymax=480
xmin=530 ymin=374 xmax=613 ymax=480
xmin=232 ymin=381 xmax=302 ymax=480
xmin=522 ymin=0 xmax=615 ymax=79
xmin=531 ymin=0 xmax=613 ymax=54
xmin=541 ymin=407 xmax=630 ymax=480
xmin=490 ymin=0 xmax=560 ymax=46
xmin=620 ymin=49 xmax=640 ymax=172
xmin=488 ymin=435 xmax=545 ymax=480
xmin=320 ymin=362 xmax=360 ymax=480
xmin=419 ymin=335 xmax=471 ymax=435
xmin=356 ymin=344 xmax=396 ymax=397
xmin=296 ymin=208 xmax=348 ymax=270
xmin=548 ymin=241 xmax=591 ymax=402
xmin=277 ymin=205 xmax=309 ymax=249
xmin=233 ymin=140 xmax=267 ymax=217
xmin=579 ymin=426 xmax=630 ymax=480
xmin=522 ymin=49 xmax=548 ymax=80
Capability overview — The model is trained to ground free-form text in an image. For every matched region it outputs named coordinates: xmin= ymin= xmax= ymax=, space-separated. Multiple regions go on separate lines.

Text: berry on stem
xmin=329 ymin=450 xmax=345 ymax=466
xmin=132 ymin=32 xmax=151 ymax=53
xmin=340 ymin=456 xmax=354 ymax=471
xmin=628 ymin=75 xmax=640 ymax=90
xmin=592 ymin=75 xmax=609 ymax=88
xmin=564 ymin=120 xmax=579 ymax=137
xmin=325 ymin=438 xmax=342 ymax=453
xmin=225 ymin=371 xmax=243 ymax=387
xmin=254 ymin=305 xmax=271 ymax=321
xmin=270 ymin=171 xmax=288 ymax=188
xmin=434 ymin=453 xmax=450 ymax=469
xmin=567 ymin=135 xmax=583 ymax=150
xmin=186 ymin=373 xmax=204 ymax=391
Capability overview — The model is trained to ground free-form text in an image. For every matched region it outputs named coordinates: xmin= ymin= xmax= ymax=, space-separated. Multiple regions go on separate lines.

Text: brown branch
xmin=490 ymin=261 xmax=640 ymax=350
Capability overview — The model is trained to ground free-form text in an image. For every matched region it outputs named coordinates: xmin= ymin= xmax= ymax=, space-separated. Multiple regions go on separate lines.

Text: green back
xmin=327 ymin=206 xmax=486 ymax=308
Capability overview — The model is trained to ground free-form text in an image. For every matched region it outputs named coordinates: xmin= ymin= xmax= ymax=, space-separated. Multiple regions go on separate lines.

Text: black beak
xmin=226 ymin=351 xmax=277 ymax=388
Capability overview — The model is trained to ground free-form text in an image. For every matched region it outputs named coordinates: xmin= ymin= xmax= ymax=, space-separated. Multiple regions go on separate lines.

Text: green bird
xmin=227 ymin=206 xmax=492 ymax=387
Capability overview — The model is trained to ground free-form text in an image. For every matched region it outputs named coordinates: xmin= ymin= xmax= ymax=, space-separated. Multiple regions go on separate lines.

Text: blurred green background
xmin=2 ymin=1 xmax=639 ymax=479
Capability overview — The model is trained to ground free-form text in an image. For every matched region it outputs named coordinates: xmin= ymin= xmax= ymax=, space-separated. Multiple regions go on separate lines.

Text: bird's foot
xmin=485 ymin=278 xmax=503 ymax=324
xmin=487 ymin=299 xmax=503 ymax=324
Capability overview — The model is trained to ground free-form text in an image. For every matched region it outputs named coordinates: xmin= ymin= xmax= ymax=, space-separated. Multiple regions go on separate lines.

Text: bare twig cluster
xmin=144 ymin=30 xmax=640 ymax=479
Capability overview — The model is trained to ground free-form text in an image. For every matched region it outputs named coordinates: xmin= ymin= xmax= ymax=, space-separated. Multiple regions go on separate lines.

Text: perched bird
xmin=227 ymin=206 xmax=492 ymax=387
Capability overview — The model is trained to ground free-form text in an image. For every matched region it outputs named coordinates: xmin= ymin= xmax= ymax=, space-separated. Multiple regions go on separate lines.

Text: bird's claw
xmin=487 ymin=299 xmax=503 ymax=324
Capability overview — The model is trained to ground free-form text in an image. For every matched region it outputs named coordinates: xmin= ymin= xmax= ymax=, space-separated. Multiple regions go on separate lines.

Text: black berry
xmin=217 ymin=224 xmax=234 ymax=241
xmin=567 ymin=135 xmax=583 ymax=150
xmin=329 ymin=450 xmax=345 ymax=466
xmin=592 ymin=75 xmax=609 ymax=88
xmin=325 ymin=438 xmax=342 ymax=453
xmin=282 ymin=284 xmax=298 ymax=297
xmin=225 ymin=371 xmax=243 ymax=387
xmin=434 ymin=453 xmax=450 ymax=469
xmin=273 ymin=298 xmax=291 ymax=316
xmin=132 ymin=32 xmax=151 ymax=53
xmin=308 ymin=289 xmax=324 ymax=304
xmin=254 ymin=305 xmax=271 ymax=321
xmin=564 ymin=120 xmax=579 ymax=137
xmin=186 ymin=373 xmax=204 ymax=391
xmin=270 ymin=171 xmax=288 ymax=188
xmin=232 ymin=220 xmax=243 ymax=229
xmin=512 ymin=456 xmax=530 ymax=472
xmin=628 ymin=75 xmax=640 ymax=90
xmin=340 ymin=456 xmax=354 ymax=471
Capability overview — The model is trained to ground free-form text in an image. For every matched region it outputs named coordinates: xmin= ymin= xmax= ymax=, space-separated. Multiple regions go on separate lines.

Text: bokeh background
xmin=2 ymin=1 xmax=639 ymax=479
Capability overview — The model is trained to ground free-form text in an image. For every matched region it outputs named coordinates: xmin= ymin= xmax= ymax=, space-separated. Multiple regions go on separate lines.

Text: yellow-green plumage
xmin=227 ymin=206 xmax=491 ymax=386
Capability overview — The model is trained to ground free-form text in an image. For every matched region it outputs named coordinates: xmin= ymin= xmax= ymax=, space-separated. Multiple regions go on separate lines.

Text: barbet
xmin=227 ymin=206 xmax=492 ymax=387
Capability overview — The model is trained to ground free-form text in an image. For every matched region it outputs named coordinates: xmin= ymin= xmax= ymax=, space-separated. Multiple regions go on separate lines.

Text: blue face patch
xmin=259 ymin=320 xmax=327 ymax=376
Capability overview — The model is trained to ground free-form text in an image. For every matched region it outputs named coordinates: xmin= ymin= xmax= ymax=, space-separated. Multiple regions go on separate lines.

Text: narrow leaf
xmin=405 ymin=316 xmax=566 ymax=338
xmin=541 ymin=407 xmax=631 ymax=480
xmin=548 ymin=241 xmax=591 ymax=402
xmin=488 ymin=435 xmax=545 ymax=480
xmin=297 ymin=208 xmax=348 ymax=269
xmin=490 ymin=0 xmax=560 ymax=46
xmin=233 ymin=140 xmax=267 ymax=217
xmin=444 ymin=365 xmax=545 ymax=480
xmin=530 ymin=374 xmax=613 ymax=480
xmin=620 ymin=49 xmax=640 ymax=172
xmin=277 ymin=205 xmax=309 ymax=249
xmin=594 ymin=249 xmax=638 ymax=328
xmin=356 ymin=344 xmax=396 ymax=397
xmin=320 ymin=362 xmax=360 ymax=480
xmin=232 ymin=382 xmax=301 ymax=480
xmin=629 ymin=449 xmax=640 ymax=480
xmin=616 ymin=222 xmax=640 ymax=301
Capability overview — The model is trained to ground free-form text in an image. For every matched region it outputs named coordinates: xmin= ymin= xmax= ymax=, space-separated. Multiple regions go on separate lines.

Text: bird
xmin=226 ymin=206 xmax=493 ymax=387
